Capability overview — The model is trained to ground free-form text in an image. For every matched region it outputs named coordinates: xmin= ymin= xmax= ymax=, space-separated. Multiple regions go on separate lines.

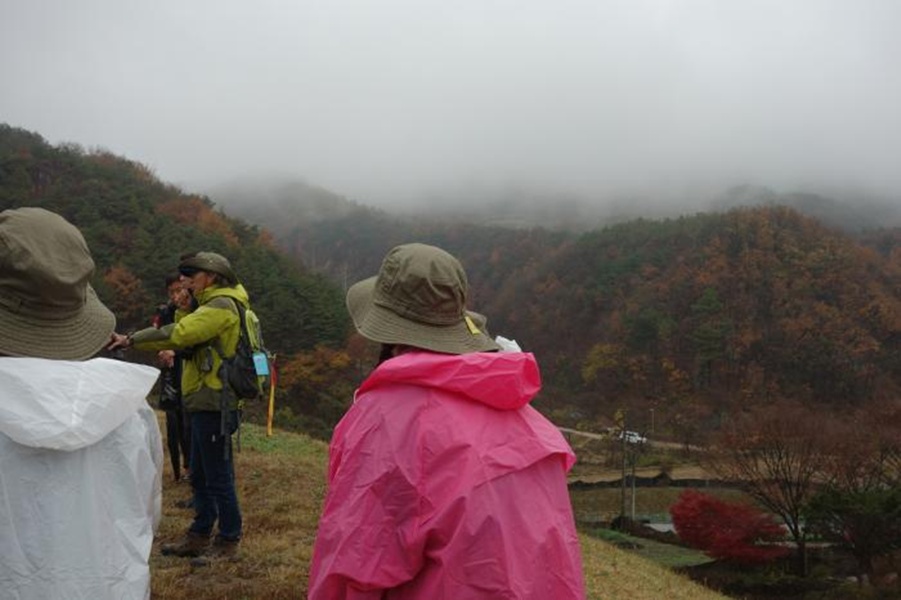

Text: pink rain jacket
xmin=308 ymin=351 xmax=585 ymax=599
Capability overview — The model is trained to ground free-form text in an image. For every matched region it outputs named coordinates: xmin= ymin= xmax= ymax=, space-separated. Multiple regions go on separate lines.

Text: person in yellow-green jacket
xmin=109 ymin=251 xmax=247 ymax=565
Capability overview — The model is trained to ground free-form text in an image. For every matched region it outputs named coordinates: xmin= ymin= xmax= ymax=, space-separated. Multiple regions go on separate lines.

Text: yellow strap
xmin=266 ymin=378 xmax=276 ymax=437
xmin=464 ymin=315 xmax=481 ymax=335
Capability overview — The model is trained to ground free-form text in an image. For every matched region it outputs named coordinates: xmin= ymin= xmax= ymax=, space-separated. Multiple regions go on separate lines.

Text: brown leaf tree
xmin=706 ymin=403 xmax=837 ymax=576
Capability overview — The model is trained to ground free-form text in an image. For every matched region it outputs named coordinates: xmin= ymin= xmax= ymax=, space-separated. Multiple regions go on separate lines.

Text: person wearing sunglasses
xmin=109 ymin=251 xmax=249 ymax=565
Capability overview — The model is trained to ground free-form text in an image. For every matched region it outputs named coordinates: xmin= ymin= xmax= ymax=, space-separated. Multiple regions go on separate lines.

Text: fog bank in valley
xmin=2 ymin=0 xmax=899 ymax=217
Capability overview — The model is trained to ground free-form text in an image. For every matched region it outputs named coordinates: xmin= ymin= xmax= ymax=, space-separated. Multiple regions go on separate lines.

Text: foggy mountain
xmin=6 ymin=1 xmax=901 ymax=211
xmin=204 ymin=170 xmax=901 ymax=442
xmin=6 ymin=123 xmax=901 ymax=443
xmin=208 ymin=176 xmax=901 ymax=235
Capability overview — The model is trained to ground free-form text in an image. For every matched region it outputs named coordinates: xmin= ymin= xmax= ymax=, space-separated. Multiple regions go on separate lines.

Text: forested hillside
xmin=6 ymin=123 xmax=901 ymax=445
xmin=213 ymin=174 xmax=901 ymax=444
xmin=0 ymin=124 xmax=352 ymax=435
xmin=487 ymin=210 xmax=901 ymax=439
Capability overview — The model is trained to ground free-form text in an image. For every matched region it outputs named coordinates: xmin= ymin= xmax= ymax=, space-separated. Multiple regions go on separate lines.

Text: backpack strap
xmin=208 ymin=296 xmax=247 ymax=460
xmin=210 ymin=296 xmax=247 ymax=359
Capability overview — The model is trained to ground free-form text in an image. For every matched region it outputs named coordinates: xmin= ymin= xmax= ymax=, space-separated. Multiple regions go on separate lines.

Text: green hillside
xmin=207 ymin=173 xmax=901 ymax=444
xmin=488 ymin=209 xmax=901 ymax=432
xmin=6 ymin=122 xmax=901 ymax=446
xmin=0 ymin=124 xmax=353 ymax=435
xmin=0 ymin=124 xmax=350 ymax=355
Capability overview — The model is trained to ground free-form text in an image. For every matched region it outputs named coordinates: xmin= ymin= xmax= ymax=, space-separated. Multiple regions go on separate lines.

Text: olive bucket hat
xmin=0 ymin=207 xmax=116 ymax=360
xmin=178 ymin=251 xmax=237 ymax=284
xmin=346 ymin=243 xmax=500 ymax=354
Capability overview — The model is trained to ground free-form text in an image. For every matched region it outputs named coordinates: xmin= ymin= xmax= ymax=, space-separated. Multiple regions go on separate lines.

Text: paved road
xmin=558 ymin=426 xmax=694 ymax=451
xmin=558 ymin=426 xmax=606 ymax=440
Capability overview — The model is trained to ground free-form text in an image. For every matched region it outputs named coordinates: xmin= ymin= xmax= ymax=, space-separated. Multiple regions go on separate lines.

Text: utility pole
xmin=621 ymin=432 xmax=627 ymax=526
xmin=615 ymin=408 xmax=627 ymax=528
xmin=630 ymin=451 xmax=637 ymax=522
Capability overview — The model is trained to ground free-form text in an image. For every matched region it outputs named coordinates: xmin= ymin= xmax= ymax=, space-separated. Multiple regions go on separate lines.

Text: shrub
xmin=670 ymin=489 xmax=791 ymax=565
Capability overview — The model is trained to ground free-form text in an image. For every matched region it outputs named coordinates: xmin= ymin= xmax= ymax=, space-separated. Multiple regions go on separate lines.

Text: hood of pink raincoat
xmin=345 ymin=350 xmax=576 ymax=483
xmin=357 ymin=350 xmax=541 ymax=411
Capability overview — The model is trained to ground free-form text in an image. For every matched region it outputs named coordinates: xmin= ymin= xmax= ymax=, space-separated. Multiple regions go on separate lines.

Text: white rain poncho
xmin=0 ymin=357 xmax=163 ymax=600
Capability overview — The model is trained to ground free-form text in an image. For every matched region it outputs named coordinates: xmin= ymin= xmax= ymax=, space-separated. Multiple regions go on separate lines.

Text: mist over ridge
xmin=207 ymin=174 xmax=901 ymax=236
xmin=3 ymin=0 xmax=900 ymax=216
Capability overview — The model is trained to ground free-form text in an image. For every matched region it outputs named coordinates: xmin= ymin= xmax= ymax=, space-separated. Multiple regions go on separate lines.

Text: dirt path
xmin=558 ymin=426 xmax=701 ymax=452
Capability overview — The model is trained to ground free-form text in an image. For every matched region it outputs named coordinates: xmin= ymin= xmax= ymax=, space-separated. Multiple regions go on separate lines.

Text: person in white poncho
xmin=0 ymin=207 xmax=163 ymax=600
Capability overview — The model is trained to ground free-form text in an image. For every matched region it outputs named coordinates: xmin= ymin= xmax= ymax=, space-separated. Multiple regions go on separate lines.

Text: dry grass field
xmin=149 ymin=418 xmax=730 ymax=600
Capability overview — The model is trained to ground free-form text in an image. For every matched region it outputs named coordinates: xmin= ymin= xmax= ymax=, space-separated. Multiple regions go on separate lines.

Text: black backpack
xmin=218 ymin=299 xmax=270 ymax=401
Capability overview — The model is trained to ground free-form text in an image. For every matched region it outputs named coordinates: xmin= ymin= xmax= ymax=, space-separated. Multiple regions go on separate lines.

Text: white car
xmin=618 ymin=430 xmax=647 ymax=444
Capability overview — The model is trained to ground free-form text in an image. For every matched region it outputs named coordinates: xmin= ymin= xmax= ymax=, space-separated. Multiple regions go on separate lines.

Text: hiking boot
xmin=160 ymin=532 xmax=210 ymax=557
xmin=190 ymin=536 xmax=241 ymax=567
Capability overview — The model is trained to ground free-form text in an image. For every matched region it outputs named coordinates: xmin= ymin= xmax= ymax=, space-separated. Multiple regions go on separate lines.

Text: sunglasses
xmin=178 ymin=267 xmax=202 ymax=277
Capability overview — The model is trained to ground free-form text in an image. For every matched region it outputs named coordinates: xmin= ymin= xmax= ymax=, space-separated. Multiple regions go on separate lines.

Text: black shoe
xmin=160 ymin=532 xmax=210 ymax=557
xmin=190 ymin=536 xmax=241 ymax=567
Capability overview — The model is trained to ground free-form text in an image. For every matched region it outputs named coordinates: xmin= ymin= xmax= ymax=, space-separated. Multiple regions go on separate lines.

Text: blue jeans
xmin=188 ymin=410 xmax=242 ymax=541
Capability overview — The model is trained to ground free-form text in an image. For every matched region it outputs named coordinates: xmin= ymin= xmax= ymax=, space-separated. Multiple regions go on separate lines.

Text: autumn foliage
xmin=269 ymin=345 xmax=359 ymax=438
xmin=670 ymin=490 xmax=790 ymax=565
xmin=156 ymin=197 xmax=238 ymax=245
xmin=103 ymin=264 xmax=149 ymax=324
xmin=254 ymin=196 xmax=901 ymax=443
xmin=10 ymin=123 xmax=901 ymax=445
xmin=278 ymin=345 xmax=352 ymax=389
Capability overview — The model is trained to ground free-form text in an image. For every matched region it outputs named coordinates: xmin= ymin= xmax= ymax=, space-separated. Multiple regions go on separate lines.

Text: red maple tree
xmin=670 ymin=490 xmax=790 ymax=565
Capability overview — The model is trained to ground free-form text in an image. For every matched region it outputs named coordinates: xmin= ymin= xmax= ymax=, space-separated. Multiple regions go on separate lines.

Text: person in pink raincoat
xmin=308 ymin=243 xmax=585 ymax=600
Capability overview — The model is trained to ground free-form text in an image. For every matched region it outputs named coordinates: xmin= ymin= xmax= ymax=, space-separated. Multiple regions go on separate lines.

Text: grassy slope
xmin=151 ymin=419 xmax=730 ymax=600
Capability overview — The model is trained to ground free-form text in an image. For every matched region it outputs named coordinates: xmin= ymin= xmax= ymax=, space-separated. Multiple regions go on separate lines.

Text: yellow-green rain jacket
xmin=131 ymin=284 xmax=250 ymax=412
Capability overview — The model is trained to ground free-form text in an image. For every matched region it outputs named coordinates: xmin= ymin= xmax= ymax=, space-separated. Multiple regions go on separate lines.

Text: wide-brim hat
xmin=0 ymin=207 xmax=116 ymax=360
xmin=346 ymin=243 xmax=500 ymax=354
xmin=178 ymin=251 xmax=237 ymax=284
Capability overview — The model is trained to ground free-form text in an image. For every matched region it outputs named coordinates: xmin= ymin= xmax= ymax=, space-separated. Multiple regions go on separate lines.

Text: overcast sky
xmin=2 ymin=0 xmax=899 ymax=207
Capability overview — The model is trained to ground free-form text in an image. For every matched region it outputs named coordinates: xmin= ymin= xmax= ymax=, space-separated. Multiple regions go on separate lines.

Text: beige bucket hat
xmin=0 ymin=207 xmax=116 ymax=360
xmin=346 ymin=243 xmax=500 ymax=354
